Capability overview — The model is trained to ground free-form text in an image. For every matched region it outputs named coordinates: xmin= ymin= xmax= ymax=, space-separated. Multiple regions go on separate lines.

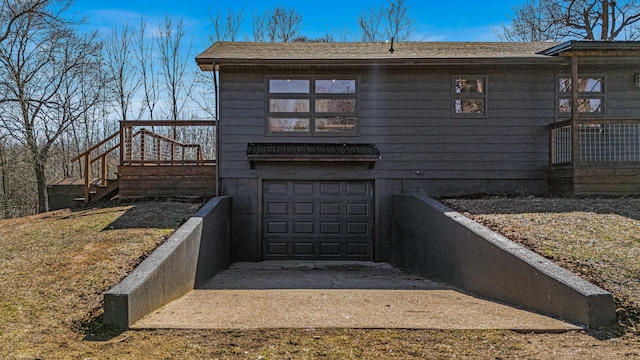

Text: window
xmin=453 ymin=77 xmax=486 ymax=117
xmin=557 ymin=77 xmax=604 ymax=117
xmin=267 ymin=77 xmax=358 ymax=135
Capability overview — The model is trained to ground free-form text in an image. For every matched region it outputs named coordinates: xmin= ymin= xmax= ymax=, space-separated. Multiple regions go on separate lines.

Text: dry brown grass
xmin=0 ymin=197 xmax=639 ymax=359
xmin=0 ymin=200 xmax=202 ymax=358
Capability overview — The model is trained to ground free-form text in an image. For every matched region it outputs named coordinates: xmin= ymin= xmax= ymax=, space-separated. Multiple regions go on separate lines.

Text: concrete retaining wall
xmin=391 ymin=194 xmax=616 ymax=328
xmin=103 ymin=196 xmax=232 ymax=328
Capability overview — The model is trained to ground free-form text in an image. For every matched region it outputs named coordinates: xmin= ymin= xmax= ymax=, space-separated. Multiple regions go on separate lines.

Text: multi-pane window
xmin=453 ymin=77 xmax=486 ymax=117
xmin=557 ymin=77 xmax=604 ymax=117
xmin=267 ymin=77 xmax=358 ymax=135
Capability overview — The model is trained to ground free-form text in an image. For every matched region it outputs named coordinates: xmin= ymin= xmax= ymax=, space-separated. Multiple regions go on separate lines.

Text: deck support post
xmin=84 ymin=153 xmax=90 ymax=205
xmin=101 ymin=156 xmax=108 ymax=187
xmin=571 ymin=55 xmax=580 ymax=169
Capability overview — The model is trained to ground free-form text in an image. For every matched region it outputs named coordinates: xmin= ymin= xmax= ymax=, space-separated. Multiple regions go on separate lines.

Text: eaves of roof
xmin=195 ymin=41 xmax=565 ymax=71
xmin=539 ymin=40 xmax=640 ymax=56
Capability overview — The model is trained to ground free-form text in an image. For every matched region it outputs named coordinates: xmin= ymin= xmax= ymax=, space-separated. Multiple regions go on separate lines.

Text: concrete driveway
xmin=131 ymin=261 xmax=581 ymax=331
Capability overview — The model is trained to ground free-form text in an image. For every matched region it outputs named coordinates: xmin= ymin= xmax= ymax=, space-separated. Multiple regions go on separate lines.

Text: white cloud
xmin=414 ymin=24 xmax=503 ymax=42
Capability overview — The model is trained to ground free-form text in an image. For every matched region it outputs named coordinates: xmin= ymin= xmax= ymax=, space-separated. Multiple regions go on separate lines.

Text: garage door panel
xmin=293 ymin=242 xmax=315 ymax=255
xmin=293 ymin=182 xmax=314 ymax=195
xmin=266 ymin=242 xmax=288 ymax=257
xmin=263 ymin=180 xmax=373 ymax=260
xmin=266 ymin=221 xmax=288 ymax=235
xmin=293 ymin=202 xmax=314 ymax=215
xmin=264 ymin=182 xmax=288 ymax=195
xmin=293 ymin=221 xmax=314 ymax=234
xmin=320 ymin=202 xmax=341 ymax=215
xmin=320 ymin=243 xmax=341 ymax=256
xmin=347 ymin=182 xmax=369 ymax=195
xmin=267 ymin=202 xmax=288 ymax=215
xmin=347 ymin=202 xmax=369 ymax=216
xmin=347 ymin=222 xmax=369 ymax=236
xmin=347 ymin=243 xmax=369 ymax=256
xmin=320 ymin=182 xmax=341 ymax=195
xmin=320 ymin=222 xmax=341 ymax=235
xmin=265 ymin=241 xmax=372 ymax=259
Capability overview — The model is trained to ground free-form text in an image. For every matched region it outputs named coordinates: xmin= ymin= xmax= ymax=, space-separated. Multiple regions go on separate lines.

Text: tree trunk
xmin=602 ymin=0 xmax=610 ymax=40
xmin=0 ymin=144 xmax=8 ymax=219
xmin=34 ymin=160 xmax=48 ymax=213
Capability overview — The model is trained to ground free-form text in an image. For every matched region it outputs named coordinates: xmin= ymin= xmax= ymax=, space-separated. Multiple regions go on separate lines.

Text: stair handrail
xmin=70 ymin=130 xmax=121 ymax=163
xmin=71 ymin=130 xmax=121 ymax=204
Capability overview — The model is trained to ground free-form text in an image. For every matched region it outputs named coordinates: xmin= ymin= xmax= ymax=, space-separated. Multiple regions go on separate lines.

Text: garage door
xmin=263 ymin=180 xmax=374 ymax=260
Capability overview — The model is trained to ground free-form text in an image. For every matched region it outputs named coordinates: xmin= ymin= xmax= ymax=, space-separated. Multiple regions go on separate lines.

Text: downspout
xmin=214 ymin=61 xmax=221 ymax=197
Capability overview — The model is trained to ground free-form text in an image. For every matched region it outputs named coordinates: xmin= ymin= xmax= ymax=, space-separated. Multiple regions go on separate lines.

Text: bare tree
xmin=104 ymin=24 xmax=141 ymax=121
xmin=0 ymin=4 xmax=103 ymax=212
xmin=292 ymin=34 xmax=334 ymax=42
xmin=136 ymin=20 xmax=160 ymax=120
xmin=190 ymin=71 xmax=218 ymax=120
xmin=0 ymin=138 xmax=36 ymax=217
xmin=334 ymin=25 xmax=353 ymax=42
xmin=359 ymin=0 xmax=415 ymax=42
xmin=210 ymin=6 xmax=245 ymax=42
xmin=0 ymin=0 xmax=55 ymax=43
xmin=273 ymin=6 xmax=303 ymax=42
xmin=499 ymin=0 xmax=640 ymax=41
xmin=252 ymin=6 xmax=303 ymax=42
xmin=384 ymin=0 xmax=414 ymax=41
xmin=251 ymin=9 xmax=267 ymax=41
xmin=496 ymin=0 xmax=565 ymax=41
xmin=156 ymin=16 xmax=195 ymax=120
xmin=359 ymin=6 xmax=383 ymax=42
xmin=56 ymin=45 xmax=109 ymax=178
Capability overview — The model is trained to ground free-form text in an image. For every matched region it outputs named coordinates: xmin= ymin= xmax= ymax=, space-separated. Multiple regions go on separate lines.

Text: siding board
xmin=218 ymin=67 xmax=554 ymax=194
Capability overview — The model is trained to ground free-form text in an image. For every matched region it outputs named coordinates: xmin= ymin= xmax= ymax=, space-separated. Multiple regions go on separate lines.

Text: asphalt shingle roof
xmin=196 ymin=41 xmax=562 ymax=66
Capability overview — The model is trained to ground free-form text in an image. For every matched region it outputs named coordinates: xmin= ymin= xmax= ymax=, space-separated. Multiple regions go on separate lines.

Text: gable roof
xmin=196 ymin=41 xmax=563 ymax=70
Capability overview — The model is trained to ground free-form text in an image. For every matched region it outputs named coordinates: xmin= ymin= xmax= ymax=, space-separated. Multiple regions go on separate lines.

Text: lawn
xmin=0 ymin=197 xmax=638 ymax=359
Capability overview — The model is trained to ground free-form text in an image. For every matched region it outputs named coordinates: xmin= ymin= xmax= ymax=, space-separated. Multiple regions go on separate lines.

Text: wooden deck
xmin=118 ymin=165 xmax=216 ymax=199
xmin=549 ymin=118 xmax=640 ymax=196
xmin=48 ymin=120 xmax=217 ymax=208
xmin=550 ymin=164 xmax=640 ymax=196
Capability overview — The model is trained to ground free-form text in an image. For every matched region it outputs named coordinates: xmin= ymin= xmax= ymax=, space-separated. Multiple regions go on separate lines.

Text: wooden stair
xmin=48 ymin=178 xmax=119 ymax=210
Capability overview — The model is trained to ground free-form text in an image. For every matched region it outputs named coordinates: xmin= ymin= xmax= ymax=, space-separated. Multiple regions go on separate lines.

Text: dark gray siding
xmin=218 ymin=66 xmax=559 ymax=261
xmin=580 ymin=63 xmax=640 ymax=119
xmin=359 ymin=70 xmax=553 ymax=187
xmin=219 ymin=68 xmax=555 ymax=187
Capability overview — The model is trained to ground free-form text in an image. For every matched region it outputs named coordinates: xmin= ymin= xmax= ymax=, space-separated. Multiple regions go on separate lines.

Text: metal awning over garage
xmin=247 ymin=143 xmax=380 ymax=169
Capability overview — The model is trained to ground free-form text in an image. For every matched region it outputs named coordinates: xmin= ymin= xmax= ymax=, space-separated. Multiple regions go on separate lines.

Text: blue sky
xmin=73 ymin=0 xmax=525 ymax=50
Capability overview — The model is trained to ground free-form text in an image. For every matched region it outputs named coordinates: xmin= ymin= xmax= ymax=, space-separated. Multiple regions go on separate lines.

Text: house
xmin=195 ymin=41 xmax=640 ymax=263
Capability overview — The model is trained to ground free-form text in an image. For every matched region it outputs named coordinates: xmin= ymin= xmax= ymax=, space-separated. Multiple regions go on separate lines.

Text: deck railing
xmin=71 ymin=120 xmax=216 ymax=203
xmin=120 ymin=120 xmax=216 ymax=165
xmin=550 ymin=118 xmax=640 ymax=166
